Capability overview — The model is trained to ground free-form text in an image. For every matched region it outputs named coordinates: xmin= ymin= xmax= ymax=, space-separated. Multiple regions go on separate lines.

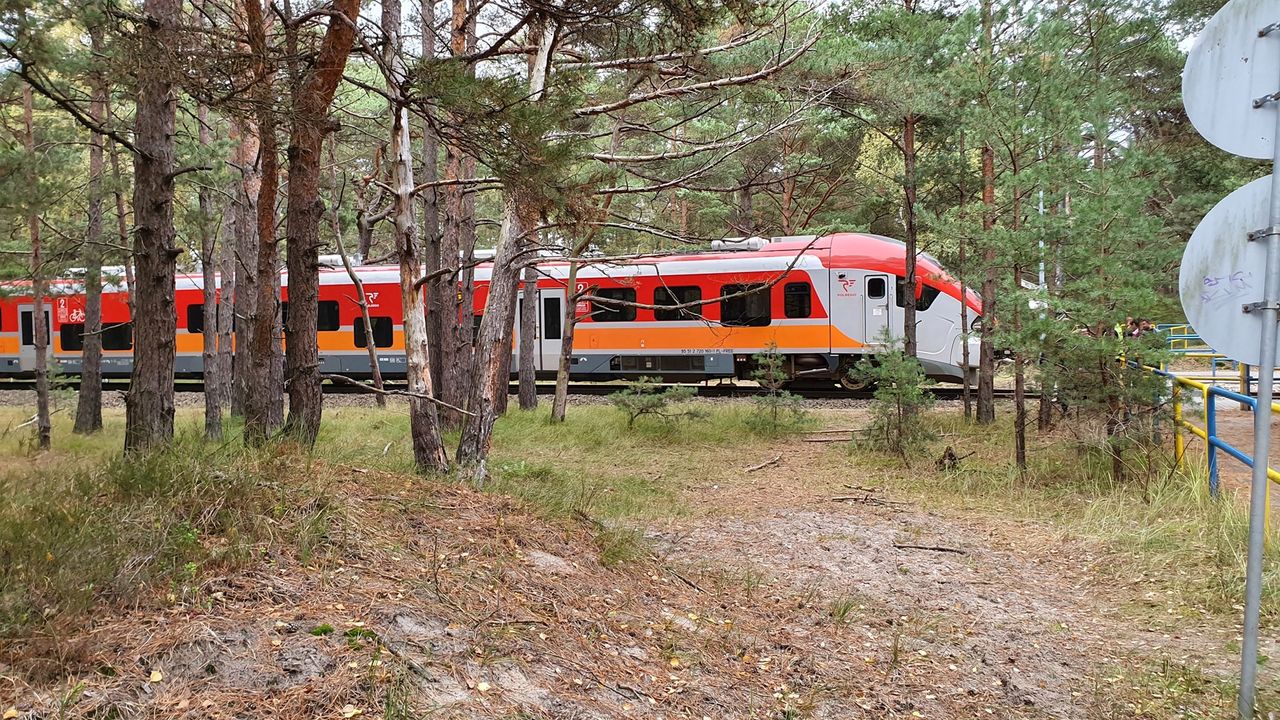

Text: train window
xmin=187 ymin=303 xmax=204 ymax=333
xmin=102 ymin=322 xmax=133 ymax=351
xmin=784 ymin=282 xmax=811 ymax=319
xmin=720 ymin=284 xmax=771 ymax=327
xmin=866 ymin=277 xmax=887 ymax=300
xmin=895 ymin=282 xmax=942 ymax=312
xmin=591 ymin=287 xmax=636 ymax=322
xmin=318 ymin=300 xmax=340 ymax=331
xmin=20 ymin=311 xmax=49 ymax=346
xmin=473 ymin=314 xmax=484 ymax=342
xmin=19 ymin=312 xmax=27 ymax=344
xmin=354 ymin=316 xmax=393 ymax=348
xmin=60 ymin=323 xmax=84 ymax=351
xmin=654 ymin=285 xmax=701 ymax=321
xmin=543 ymin=298 xmax=562 ymax=339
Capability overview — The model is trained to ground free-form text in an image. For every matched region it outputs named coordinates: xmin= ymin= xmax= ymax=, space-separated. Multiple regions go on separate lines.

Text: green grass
xmin=0 ymin=415 xmax=336 ymax=637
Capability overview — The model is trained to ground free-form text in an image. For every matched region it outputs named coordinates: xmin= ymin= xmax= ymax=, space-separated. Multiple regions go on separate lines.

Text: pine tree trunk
xmin=959 ymin=234 xmax=972 ymax=421
xmin=242 ymin=0 xmax=279 ymax=444
xmin=902 ymin=112 xmax=918 ymax=358
xmin=420 ymin=0 xmax=444 ymax=391
xmin=281 ymin=0 xmax=362 ymax=447
xmin=383 ymin=0 xmax=447 ymax=470
xmin=1037 ymin=236 xmax=1059 ymax=432
xmin=197 ymin=104 xmax=222 ymax=440
xmin=437 ymin=0 xmax=478 ymax=428
xmin=457 ymin=191 xmax=523 ymax=479
xmin=74 ymin=42 xmax=105 ymax=435
xmin=229 ymin=118 xmax=259 ymax=417
xmin=977 ymin=143 xmax=997 ymax=425
xmin=551 ymin=256 xmax=580 ymax=422
xmin=216 ymin=182 xmax=236 ymax=413
xmin=329 ymin=145 xmax=385 ymax=406
xmin=512 ymin=21 xmax=554 ymax=415
xmin=124 ymin=0 xmax=180 ymax=453
xmin=108 ymin=138 xmax=133 ymax=314
xmin=976 ymin=0 xmax=996 ymax=426
xmin=24 ymin=86 xmax=51 ymax=450
xmin=518 ymin=263 xmax=538 ymax=410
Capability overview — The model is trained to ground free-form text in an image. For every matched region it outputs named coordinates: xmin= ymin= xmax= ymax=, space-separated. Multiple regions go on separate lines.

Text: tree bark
xmin=420 ymin=0 xmax=444 ymax=391
xmin=24 ymin=85 xmax=51 ymax=451
xmin=281 ymin=0 xmax=363 ymax=447
xmin=518 ymin=262 xmax=538 ymax=410
xmin=901 ymin=112 xmax=918 ymax=357
xmin=124 ymin=0 xmax=181 ymax=453
xmin=959 ymin=234 xmax=972 ymax=421
xmin=229 ymin=117 xmax=259 ymax=417
xmin=329 ymin=145 xmax=385 ymax=406
xmin=1010 ymin=163 xmax=1025 ymax=471
xmin=977 ymin=144 xmax=997 ymax=425
xmin=105 ymin=138 xmax=134 ymax=314
xmin=216 ymin=178 xmax=237 ymax=413
xmin=74 ymin=38 xmax=106 ymax=435
xmin=551 ymin=252 xmax=583 ymax=423
xmin=975 ymin=0 xmax=996 ymax=426
xmin=457 ymin=191 xmax=523 ymax=479
xmin=243 ymin=0 xmax=281 ymax=445
xmin=437 ymin=0 xmax=478 ymax=428
xmin=513 ymin=21 xmax=555 ymax=413
xmin=383 ymin=0 xmax=448 ymax=471
xmin=197 ymin=104 xmax=223 ymax=440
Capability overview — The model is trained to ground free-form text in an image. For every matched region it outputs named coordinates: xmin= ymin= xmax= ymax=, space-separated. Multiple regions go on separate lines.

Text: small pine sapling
xmin=610 ymin=377 xmax=704 ymax=428
xmin=852 ymin=332 xmax=935 ymax=462
xmin=748 ymin=342 xmax=808 ymax=434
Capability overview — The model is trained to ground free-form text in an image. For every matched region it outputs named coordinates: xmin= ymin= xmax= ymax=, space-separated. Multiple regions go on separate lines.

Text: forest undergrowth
xmin=0 ymin=398 xmax=1272 ymax=718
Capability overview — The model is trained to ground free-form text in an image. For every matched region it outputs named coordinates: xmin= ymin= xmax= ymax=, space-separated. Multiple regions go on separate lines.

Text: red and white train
xmin=0 ymin=232 xmax=982 ymax=388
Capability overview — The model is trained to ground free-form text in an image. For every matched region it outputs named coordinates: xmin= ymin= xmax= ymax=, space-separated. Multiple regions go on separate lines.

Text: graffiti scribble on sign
xmin=1201 ymin=270 xmax=1255 ymax=308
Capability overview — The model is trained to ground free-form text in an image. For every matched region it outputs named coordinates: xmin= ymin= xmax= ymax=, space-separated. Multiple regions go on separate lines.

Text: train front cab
xmin=826 ymin=266 xmax=977 ymax=386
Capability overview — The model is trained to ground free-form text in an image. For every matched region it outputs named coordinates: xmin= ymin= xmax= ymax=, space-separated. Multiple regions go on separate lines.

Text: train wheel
xmin=836 ymin=358 xmax=875 ymax=392
xmin=838 ymin=374 xmax=874 ymax=392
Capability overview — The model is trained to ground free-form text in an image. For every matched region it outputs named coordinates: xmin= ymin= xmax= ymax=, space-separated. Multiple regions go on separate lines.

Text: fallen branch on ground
xmin=744 ymin=454 xmax=782 ymax=472
xmin=893 ymin=543 xmax=966 ymax=555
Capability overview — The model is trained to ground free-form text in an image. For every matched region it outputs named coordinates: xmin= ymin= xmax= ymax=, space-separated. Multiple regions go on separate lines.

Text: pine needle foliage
xmin=853 ymin=333 xmax=935 ymax=462
xmin=610 ymin=377 xmax=706 ymax=428
xmin=747 ymin=342 xmax=809 ymax=435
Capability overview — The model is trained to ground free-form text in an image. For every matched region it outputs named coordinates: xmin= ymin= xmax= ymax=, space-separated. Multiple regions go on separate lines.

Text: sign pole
xmin=1239 ymin=27 xmax=1280 ymax=718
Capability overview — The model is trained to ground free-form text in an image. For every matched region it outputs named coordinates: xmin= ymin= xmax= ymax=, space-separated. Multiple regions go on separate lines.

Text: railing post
xmin=1207 ymin=388 xmax=1220 ymax=498
xmin=1173 ymin=382 xmax=1186 ymax=471
xmin=1241 ymin=362 xmax=1252 ymax=410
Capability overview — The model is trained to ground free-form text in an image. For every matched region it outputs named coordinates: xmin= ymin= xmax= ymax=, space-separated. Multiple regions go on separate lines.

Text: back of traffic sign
xmin=1183 ymin=0 xmax=1280 ymax=160
xmin=1179 ymin=174 xmax=1280 ymax=366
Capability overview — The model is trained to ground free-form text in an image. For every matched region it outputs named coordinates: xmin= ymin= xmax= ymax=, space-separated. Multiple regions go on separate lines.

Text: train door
xmin=863 ymin=274 xmax=890 ymax=343
xmin=18 ymin=305 xmax=50 ymax=373
xmin=539 ymin=288 xmax=565 ymax=371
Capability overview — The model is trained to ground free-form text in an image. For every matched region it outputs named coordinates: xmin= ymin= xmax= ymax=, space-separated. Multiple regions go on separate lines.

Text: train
xmin=0 ymin=232 xmax=982 ymax=389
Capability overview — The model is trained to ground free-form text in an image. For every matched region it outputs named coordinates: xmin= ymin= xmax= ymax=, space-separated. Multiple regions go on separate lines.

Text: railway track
xmin=0 ymin=378 xmax=1029 ymax=401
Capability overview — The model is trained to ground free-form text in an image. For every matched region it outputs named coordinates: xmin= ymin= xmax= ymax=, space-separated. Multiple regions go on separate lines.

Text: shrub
xmin=852 ymin=334 xmax=935 ymax=462
xmin=747 ymin=342 xmax=809 ymax=435
xmin=610 ymin=377 xmax=705 ymax=428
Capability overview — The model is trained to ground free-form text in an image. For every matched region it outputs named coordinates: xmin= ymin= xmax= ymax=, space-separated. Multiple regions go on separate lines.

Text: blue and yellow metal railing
xmin=1157 ymin=323 xmax=1253 ymax=403
xmin=1153 ymin=367 xmax=1280 ymax=498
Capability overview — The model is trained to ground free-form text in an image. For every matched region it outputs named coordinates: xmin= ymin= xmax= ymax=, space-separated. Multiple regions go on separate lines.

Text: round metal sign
xmin=1182 ymin=0 xmax=1280 ymax=160
xmin=1180 ymin=174 xmax=1278 ymax=365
